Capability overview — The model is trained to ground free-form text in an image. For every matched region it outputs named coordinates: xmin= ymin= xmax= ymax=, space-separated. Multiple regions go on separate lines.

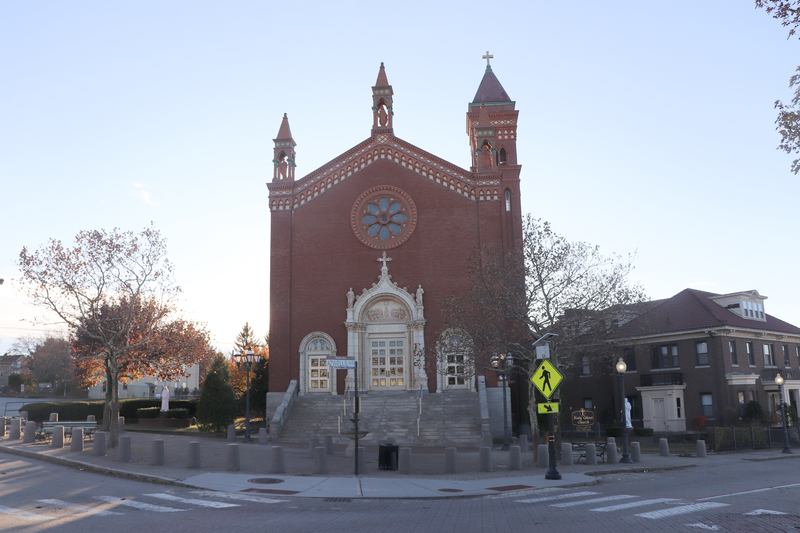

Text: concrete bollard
xmin=509 ymin=445 xmax=522 ymax=470
xmin=445 ymin=447 xmax=457 ymax=474
xmin=152 ymin=439 xmax=165 ymax=465
xmin=479 ymin=446 xmax=493 ymax=472
xmin=313 ymin=446 xmax=328 ymax=474
xmin=1 ymin=417 xmax=6 ymax=437
xmin=659 ymin=438 xmax=670 ymax=456
xmin=585 ymin=443 xmax=597 ymax=466
xmin=51 ymin=426 xmax=64 ymax=449
xmin=9 ymin=419 xmax=21 ymax=440
xmin=519 ymin=434 xmax=529 ymax=453
xmin=87 ymin=415 xmax=96 ymax=422
xmin=537 ymin=444 xmax=549 ymax=468
xmin=398 ymin=447 xmax=412 ymax=474
xmin=23 ymin=421 xmax=36 ymax=443
xmin=70 ymin=428 xmax=84 ymax=452
xmin=482 ymin=432 xmax=492 ymax=448
xmin=270 ymin=446 xmax=285 ymax=474
xmin=93 ymin=432 xmax=107 ymax=456
xmin=227 ymin=424 xmax=236 ymax=442
xmin=187 ymin=441 xmax=201 ymax=468
xmin=631 ymin=441 xmax=641 ymax=462
xmin=117 ymin=436 xmax=131 ymax=462
xmin=258 ymin=428 xmax=268 ymax=445
xmin=118 ymin=417 xmax=125 ymax=434
xmin=357 ymin=446 xmax=366 ymax=474
xmin=308 ymin=437 xmax=320 ymax=458
xmin=50 ymin=413 xmax=59 ymax=422
xmin=324 ymin=434 xmax=334 ymax=454
xmin=226 ymin=443 xmax=240 ymax=471
xmin=19 ymin=411 xmax=28 ymax=420
xmin=696 ymin=439 xmax=707 ymax=458
xmin=606 ymin=443 xmax=618 ymax=464
xmin=561 ymin=442 xmax=573 ymax=466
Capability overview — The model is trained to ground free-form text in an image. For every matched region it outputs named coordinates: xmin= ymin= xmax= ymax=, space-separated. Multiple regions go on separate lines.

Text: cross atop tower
xmin=482 ymin=51 xmax=493 ymax=68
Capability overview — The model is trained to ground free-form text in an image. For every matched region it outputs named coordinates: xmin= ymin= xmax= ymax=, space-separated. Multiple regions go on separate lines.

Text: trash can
xmin=378 ymin=444 xmax=399 ymax=470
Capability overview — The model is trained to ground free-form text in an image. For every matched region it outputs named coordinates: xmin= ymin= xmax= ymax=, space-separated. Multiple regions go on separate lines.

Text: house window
xmin=581 ymin=356 xmax=590 ymax=375
xmin=583 ymin=398 xmax=593 ymax=410
xmin=747 ymin=342 xmax=755 ymax=365
xmin=696 ymin=341 xmax=709 ymax=366
xmin=123 ymin=382 xmax=128 ymax=390
xmin=652 ymin=344 xmax=679 ymax=369
xmin=729 ymin=340 xmax=738 ymax=365
xmin=763 ymin=344 xmax=775 ymax=367
xmin=783 ymin=345 xmax=790 ymax=367
xmin=623 ymin=348 xmax=636 ymax=371
xmin=700 ymin=393 xmax=714 ymax=418
xmin=676 ymin=397 xmax=681 ymax=418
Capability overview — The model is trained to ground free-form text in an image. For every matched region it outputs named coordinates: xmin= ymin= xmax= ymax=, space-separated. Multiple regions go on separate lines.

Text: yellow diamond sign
xmin=531 ymin=359 xmax=563 ymax=399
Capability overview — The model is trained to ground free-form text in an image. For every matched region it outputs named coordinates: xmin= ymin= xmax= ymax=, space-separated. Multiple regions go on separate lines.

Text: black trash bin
xmin=378 ymin=444 xmax=399 ymax=470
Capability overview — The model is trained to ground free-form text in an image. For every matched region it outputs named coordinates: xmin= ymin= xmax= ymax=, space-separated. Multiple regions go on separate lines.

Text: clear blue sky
xmin=2 ymin=1 xmax=799 ymax=355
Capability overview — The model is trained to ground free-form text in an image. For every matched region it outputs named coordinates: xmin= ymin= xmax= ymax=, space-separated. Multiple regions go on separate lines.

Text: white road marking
xmin=686 ymin=524 xmax=719 ymax=530
xmin=515 ymin=491 xmax=599 ymax=503
xmin=697 ymin=481 xmax=800 ymax=501
xmin=590 ymin=498 xmax=680 ymax=512
xmin=636 ymin=502 xmax=729 ymax=519
xmin=745 ymin=509 xmax=786 ymax=516
xmin=143 ymin=493 xmax=240 ymax=508
xmin=189 ymin=490 xmax=288 ymax=503
xmin=552 ymin=495 xmax=636 ymax=507
xmin=38 ymin=499 xmax=124 ymax=516
xmin=93 ymin=496 xmax=185 ymax=512
xmin=0 ymin=505 xmax=56 ymax=521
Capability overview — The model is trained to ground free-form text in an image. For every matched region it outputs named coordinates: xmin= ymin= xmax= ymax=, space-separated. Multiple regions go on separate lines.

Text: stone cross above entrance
xmin=377 ymin=251 xmax=392 ymax=270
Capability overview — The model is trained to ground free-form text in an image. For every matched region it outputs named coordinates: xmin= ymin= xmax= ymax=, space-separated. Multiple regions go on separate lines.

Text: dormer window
xmin=709 ymin=291 xmax=767 ymax=321
xmin=743 ymin=300 xmax=764 ymax=319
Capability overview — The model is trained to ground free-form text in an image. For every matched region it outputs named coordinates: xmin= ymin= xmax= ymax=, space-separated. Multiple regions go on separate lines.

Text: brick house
xmin=266 ymin=60 xmax=523 ymax=413
xmin=562 ymin=289 xmax=800 ymax=432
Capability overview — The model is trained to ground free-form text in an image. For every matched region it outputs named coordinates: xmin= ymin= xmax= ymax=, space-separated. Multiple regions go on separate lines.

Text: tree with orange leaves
xmin=18 ymin=224 xmax=213 ymax=447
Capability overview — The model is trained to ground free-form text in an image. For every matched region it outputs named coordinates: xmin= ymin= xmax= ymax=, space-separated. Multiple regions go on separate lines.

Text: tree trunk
xmin=105 ymin=353 xmax=120 ymax=448
xmin=528 ymin=383 xmax=540 ymax=460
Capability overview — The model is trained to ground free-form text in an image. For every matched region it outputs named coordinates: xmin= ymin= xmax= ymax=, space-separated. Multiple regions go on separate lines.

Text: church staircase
xmin=274 ymin=390 xmax=481 ymax=447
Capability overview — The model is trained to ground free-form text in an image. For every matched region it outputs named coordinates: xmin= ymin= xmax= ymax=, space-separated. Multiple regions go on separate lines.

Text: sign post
xmin=327 ymin=357 xmax=358 ymax=475
xmin=531 ymin=359 xmax=564 ymax=480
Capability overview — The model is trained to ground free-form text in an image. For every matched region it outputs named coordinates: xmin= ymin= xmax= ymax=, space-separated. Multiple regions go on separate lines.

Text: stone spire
xmin=272 ymin=113 xmax=297 ymax=182
xmin=372 ymin=62 xmax=394 ymax=133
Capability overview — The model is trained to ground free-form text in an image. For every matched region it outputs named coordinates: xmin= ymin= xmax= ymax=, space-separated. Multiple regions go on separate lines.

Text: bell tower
xmin=272 ymin=113 xmax=296 ymax=182
xmin=372 ymin=62 xmax=394 ymax=134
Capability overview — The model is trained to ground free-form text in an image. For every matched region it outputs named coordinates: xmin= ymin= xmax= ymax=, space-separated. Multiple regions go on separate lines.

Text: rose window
xmin=351 ymin=186 xmax=418 ymax=250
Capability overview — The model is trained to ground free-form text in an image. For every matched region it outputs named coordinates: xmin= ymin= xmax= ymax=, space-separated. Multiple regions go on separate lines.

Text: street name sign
xmin=530 ymin=359 xmax=563 ymax=399
xmin=326 ymin=357 xmax=356 ymax=369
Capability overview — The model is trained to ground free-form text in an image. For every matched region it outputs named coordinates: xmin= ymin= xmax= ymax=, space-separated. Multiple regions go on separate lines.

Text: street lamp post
xmin=775 ymin=373 xmax=793 ymax=454
xmin=491 ymin=353 xmax=514 ymax=451
xmin=233 ymin=347 xmax=261 ymax=443
xmin=616 ymin=358 xmax=632 ymax=463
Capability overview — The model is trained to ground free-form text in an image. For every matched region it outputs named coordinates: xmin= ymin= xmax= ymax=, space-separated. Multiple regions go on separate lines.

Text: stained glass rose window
xmin=351 ymin=186 xmax=417 ymax=250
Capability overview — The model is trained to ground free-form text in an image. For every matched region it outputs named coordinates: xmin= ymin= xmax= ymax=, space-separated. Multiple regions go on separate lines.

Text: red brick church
xmin=267 ymin=59 xmax=523 ymax=405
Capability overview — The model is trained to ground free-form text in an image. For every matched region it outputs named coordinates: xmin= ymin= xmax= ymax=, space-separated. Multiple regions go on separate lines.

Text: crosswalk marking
xmin=636 ymin=502 xmax=729 ymax=519
xmin=93 ymin=496 xmax=185 ymax=512
xmin=189 ymin=490 xmax=288 ymax=504
xmin=0 ymin=505 xmax=55 ymax=521
xmin=590 ymin=498 xmax=679 ymax=512
xmin=745 ymin=509 xmax=786 ymax=516
xmin=515 ymin=491 xmax=599 ymax=503
xmin=38 ymin=499 xmax=124 ymax=516
xmin=144 ymin=493 xmax=240 ymax=508
xmin=686 ymin=524 xmax=719 ymax=531
xmin=551 ymin=495 xmax=636 ymax=508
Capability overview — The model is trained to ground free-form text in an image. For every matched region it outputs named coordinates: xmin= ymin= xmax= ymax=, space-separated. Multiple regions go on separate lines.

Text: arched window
xmin=499 ymin=147 xmax=507 ymax=165
xmin=505 ymin=190 xmax=512 ymax=212
xmin=299 ymin=332 xmax=336 ymax=394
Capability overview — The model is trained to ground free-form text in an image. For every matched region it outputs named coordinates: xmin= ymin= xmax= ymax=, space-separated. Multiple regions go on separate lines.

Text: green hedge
xmin=634 ymin=427 xmax=654 ymax=437
xmin=137 ymin=407 xmax=160 ymax=419
xmin=23 ymin=399 xmax=199 ymax=423
xmin=605 ymin=427 xmax=623 ymax=438
xmin=162 ymin=408 xmax=189 ymax=419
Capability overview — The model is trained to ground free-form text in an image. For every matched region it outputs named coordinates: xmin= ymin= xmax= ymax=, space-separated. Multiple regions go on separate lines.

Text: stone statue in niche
xmin=378 ymin=103 xmax=388 ymax=127
xmin=416 ymin=285 xmax=424 ymax=306
xmin=347 ymin=288 xmax=355 ymax=309
xmin=481 ymin=144 xmax=493 ymax=169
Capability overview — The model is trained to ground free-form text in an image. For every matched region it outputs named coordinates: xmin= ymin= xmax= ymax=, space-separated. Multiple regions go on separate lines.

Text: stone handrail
xmin=269 ymin=380 xmax=298 ymax=439
xmin=477 ymin=375 xmax=491 ymax=436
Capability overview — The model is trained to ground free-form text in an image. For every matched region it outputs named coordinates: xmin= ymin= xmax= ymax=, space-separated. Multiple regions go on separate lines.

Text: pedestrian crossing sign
xmin=531 ymin=359 xmax=563 ymax=399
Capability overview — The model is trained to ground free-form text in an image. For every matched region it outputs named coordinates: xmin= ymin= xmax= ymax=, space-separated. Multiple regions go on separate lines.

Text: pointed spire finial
xmin=375 ymin=62 xmax=389 ymax=87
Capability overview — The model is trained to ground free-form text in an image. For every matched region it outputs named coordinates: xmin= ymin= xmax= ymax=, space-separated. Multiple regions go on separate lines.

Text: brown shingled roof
xmin=472 ymin=67 xmax=512 ymax=104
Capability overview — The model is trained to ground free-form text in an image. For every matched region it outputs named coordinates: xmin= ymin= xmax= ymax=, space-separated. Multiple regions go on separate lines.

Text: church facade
xmin=266 ymin=61 xmax=523 ymax=404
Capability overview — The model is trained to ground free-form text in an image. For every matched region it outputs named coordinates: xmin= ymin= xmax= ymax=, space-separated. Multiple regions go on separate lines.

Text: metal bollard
xmin=70 ymin=428 xmax=84 ymax=452
xmin=509 ymin=445 xmax=522 ymax=470
xmin=152 ymin=439 xmax=165 ymax=465
xmin=270 ymin=446 xmax=285 ymax=474
xmin=445 ymin=447 xmax=457 ymax=474
xmin=187 ymin=441 xmax=201 ymax=468
xmin=630 ymin=441 xmax=641 ymax=462
xmin=398 ymin=447 xmax=413 ymax=474
xmin=117 ymin=436 xmax=131 ymax=462
xmin=313 ymin=446 xmax=328 ymax=474
xmin=479 ymin=446 xmax=492 ymax=472
xmin=226 ymin=443 xmax=240 ymax=471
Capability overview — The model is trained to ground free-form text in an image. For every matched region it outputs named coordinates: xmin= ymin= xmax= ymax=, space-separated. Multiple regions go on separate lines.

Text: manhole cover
xmin=247 ymin=478 xmax=285 ymax=485
xmin=438 ymin=489 xmax=464 ymax=493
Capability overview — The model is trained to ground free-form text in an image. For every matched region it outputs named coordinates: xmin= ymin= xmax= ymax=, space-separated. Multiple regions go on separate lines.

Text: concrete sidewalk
xmin=2 ymin=429 xmax=796 ymax=499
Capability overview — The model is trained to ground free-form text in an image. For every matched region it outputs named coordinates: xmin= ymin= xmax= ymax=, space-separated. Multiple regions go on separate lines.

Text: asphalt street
xmin=2 ymin=451 xmax=799 ymax=532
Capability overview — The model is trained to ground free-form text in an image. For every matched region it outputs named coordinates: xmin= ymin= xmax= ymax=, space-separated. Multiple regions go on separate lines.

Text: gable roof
xmin=609 ymin=288 xmax=800 ymax=340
